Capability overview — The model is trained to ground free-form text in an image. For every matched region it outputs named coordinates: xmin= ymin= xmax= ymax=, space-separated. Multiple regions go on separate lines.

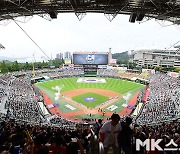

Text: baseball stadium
xmin=33 ymin=52 xmax=146 ymax=122
xmin=0 ymin=2 xmax=180 ymax=152
xmin=0 ymin=51 xmax=179 ymax=154
xmin=35 ymin=76 xmax=144 ymax=121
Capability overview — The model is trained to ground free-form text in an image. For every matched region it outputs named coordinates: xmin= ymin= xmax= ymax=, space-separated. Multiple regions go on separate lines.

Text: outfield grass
xmin=36 ymin=77 xmax=144 ymax=94
xmin=72 ymin=92 xmax=109 ymax=108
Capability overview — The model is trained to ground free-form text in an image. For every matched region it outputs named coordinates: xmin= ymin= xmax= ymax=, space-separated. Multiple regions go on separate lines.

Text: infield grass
xmin=72 ymin=92 xmax=109 ymax=108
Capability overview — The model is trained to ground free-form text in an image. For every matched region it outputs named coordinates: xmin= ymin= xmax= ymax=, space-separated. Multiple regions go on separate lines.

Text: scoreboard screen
xmin=73 ymin=54 xmax=108 ymax=65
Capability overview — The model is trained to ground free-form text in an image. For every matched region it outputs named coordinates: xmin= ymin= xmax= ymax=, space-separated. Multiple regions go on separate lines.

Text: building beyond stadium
xmin=131 ymin=49 xmax=180 ymax=68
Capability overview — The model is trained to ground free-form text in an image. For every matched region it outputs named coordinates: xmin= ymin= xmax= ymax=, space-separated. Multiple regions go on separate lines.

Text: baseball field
xmin=35 ymin=77 xmax=144 ymax=121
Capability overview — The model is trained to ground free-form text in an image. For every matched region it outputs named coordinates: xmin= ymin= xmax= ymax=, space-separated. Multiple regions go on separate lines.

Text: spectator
xmin=94 ymin=119 xmax=103 ymax=137
xmin=99 ymin=113 xmax=121 ymax=154
xmin=118 ymin=116 xmax=133 ymax=154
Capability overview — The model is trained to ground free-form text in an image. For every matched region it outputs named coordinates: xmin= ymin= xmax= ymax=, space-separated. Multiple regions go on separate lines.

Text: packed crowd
xmin=16 ymin=67 xmax=146 ymax=82
xmin=97 ymin=69 xmax=119 ymax=77
xmin=0 ymin=113 xmax=180 ymax=154
xmin=136 ymin=73 xmax=180 ymax=125
xmin=32 ymin=69 xmax=84 ymax=79
xmin=98 ymin=114 xmax=180 ymax=154
xmin=0 ymin=74 xmax=77 ymax=127
xmin=6 ymin=76 xmax=43 ymax=123
xmin=48 ymin=116 xmax=76 ymax=129
xmin=0 ymin=74 xmax=16 ymax=114
xmin=97 ymin=68 xmax=149 ymax=80
xmin=0 ymin=70 xmax=179 ymax=154
xmin=0 ymin=118 xmax=90 ymax=154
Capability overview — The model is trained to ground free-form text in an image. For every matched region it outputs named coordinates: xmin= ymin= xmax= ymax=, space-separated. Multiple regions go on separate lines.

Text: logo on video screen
xmin=86 ymin=54 xmax=94 ymax=62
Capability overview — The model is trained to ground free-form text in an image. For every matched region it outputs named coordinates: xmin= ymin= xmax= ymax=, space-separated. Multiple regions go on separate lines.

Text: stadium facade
xmin=131 ymin=49 xmax=180 ymax=68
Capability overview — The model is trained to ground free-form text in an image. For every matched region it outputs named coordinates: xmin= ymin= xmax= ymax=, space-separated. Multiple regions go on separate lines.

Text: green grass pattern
xmin=36 ymin=77 xmax=144 ymax=94
xmin=103 ymin=88 xmax=140 ymax=113
xmin=35 ymin=77 xmax=144 ymax=114
xmin=37 ymin=87 xmax=80 ymax=113
xmin=72 ymin=92 xmax=109 ymax=108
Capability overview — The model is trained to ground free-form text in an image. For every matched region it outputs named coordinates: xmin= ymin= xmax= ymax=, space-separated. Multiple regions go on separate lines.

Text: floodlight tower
xmin=32 ymin=54 xmax=36 ymax=78
xmin=127 ymin=50 xmax=131 ymax=69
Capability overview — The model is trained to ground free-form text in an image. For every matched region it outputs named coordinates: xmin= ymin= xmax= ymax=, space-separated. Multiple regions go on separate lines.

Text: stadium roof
xmin=0 ymin=43 xmax=5 ymax=49
xmin=1 ymin=0 xmax=180 ymax=24
xmin=174 ymin=45 xmax=180 ymax=48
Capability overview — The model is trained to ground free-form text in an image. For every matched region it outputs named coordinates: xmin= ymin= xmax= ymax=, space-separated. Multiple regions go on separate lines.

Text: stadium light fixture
xmin=48 ymin=11 xmax=57 ymax=19
xmin=129 ymin=13 xmax=137 ymax=23
xmin=136 ymin=13 xmax=145 ymax=21
xmin=0 ymin=43 xmax=5 ymax=49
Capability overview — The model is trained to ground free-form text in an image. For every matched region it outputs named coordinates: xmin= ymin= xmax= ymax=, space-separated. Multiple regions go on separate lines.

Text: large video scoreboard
xmin=72 ymin=52 xmax=108 ymax=65
xmin=73 ymin=52 xmax=109 ymax=76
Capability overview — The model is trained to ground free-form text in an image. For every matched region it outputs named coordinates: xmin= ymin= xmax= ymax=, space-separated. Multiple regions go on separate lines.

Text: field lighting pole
xmin=32 ymin=54 xmax=36 ymax=78
xmin=127 ymin=50 xmax=131 ymax=69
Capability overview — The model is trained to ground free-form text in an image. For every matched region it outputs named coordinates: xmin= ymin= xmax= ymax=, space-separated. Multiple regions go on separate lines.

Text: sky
xmin=0 ymin=13 xmax=180 ymax=62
